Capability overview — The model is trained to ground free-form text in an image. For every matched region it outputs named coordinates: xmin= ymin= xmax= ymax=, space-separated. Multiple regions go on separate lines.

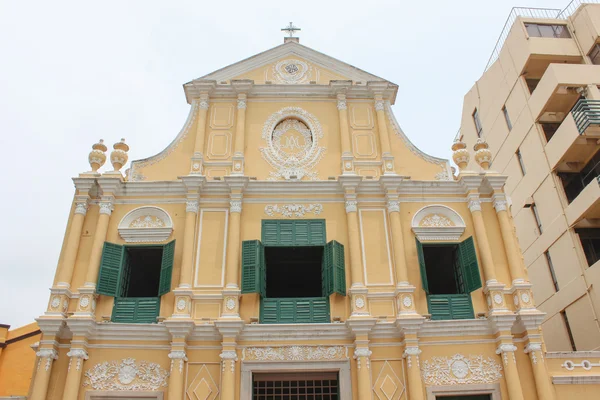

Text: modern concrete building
xmin=460 ymin=0 xmax=600 ymax=352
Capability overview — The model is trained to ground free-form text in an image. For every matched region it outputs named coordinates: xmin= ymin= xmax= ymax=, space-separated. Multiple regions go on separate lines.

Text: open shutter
xmin=158 ymin=240 xmax=176 ymax=296
xmin=322 ymin=240 xmax=346 ymax=296
xmin=97 ymin=242 xmax=125 ymax=297
xmin=118 ymin=250 xmax=131 ymax=297
xmin=416 ymin=238 xmax=429 ymax=294
xmin=241 ymin=240 xmax=265 ymax=294
xmin=427 ymin=295 xmax=452 ymax=320
xmin=458 ymin=237 xmax=482 ymax=293
xmin=261 ymin=220 xmax=326 ymax=246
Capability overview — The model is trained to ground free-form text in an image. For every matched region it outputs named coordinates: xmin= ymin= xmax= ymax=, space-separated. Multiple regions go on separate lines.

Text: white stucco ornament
xmin=226 ymin=298 xmax=236 ymax=311
xmin=521 ymin=292 xmax=531 ymax=304
xmin=260 ymin=107 xmax=325 ymax=180
xmin=355 ymin=297 xmax=365 ymax=309
xmin=83 ymin=358 xmax=169 ymax=391
xmin=402 ymin=296 xmax=412 ymax=308
xmin=264 ymin=204 xmax=323 ymax=218
xmin=273 ymin=59 xmax=311 ymax=84
xmin=493 ymin=294 xmax=503 ymax=305
xmin=421 ymin=354 xmax=503 ymax=385
xmin=118 ymin=207 xmax=173 ymax=243
xmin=243 ymin=346 xmax=346 ymax=361
xmin=80 ymin=296 xmax=90 ymax=309
xmin=176 ymin=298 xmax=186 ymax=311
xmin=513 ymin=295 xmax=519 ymax=306
xmin=51 ymin=296 xmax=60 ymax=309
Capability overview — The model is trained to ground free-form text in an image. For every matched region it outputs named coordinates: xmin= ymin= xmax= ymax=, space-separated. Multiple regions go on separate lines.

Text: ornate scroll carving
xmin=421 ymin=354 xmax=502 ymax=386
xmin=83 ymin=358 xmax=169 ymax=391
xmin=243 ymin=346 xmax=346 ymax=362
xmin=264 ymin=204 xmax=323 ymax=218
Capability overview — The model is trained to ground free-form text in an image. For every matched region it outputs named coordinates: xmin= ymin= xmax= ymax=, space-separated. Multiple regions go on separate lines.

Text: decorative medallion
xmin=83 ymin=358 xmax=169 ymax=391
xmin=421 ymin=354 xmax=503 ymax=386
xmin=521 ymin=292 xmax=531 ymax=304
xmin=176 ymin=298 xmax=186 ymax=311
xmin=513 ymin=295 xmax=519 ymax=306
xmin=260 ymin=107 xmax=325 ymax=180
xmin=51 ymin=296 xmax=60 ymax=309
xmin=355 ymin=296 xmax=365 ymax=309
xmin=243 ymin=346 xmax=346 ymax=361
xmin=226 ymin=297 xmax=236 ymax=311
xmin=80 ymin=296 xmax=90 ymax=309
xmin=402 ymin=296 xmax=412 ymax=308
xmin=272 ymin=59 xmax=312 ymax=84
xmin=493 ymin=294 xmax=503 ymax=305
xmin=264 ymin=204 xmax=323 ymax=218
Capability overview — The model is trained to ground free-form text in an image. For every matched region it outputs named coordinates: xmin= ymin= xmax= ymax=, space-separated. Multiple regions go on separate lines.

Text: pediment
xmin=188 ymin=42 xmax=390 ymax=85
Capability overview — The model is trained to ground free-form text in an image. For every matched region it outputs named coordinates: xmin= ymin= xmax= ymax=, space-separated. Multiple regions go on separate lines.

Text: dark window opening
xmin=502 ymin=105 xmax=512 ymax=130
xmin=473 ymin=108 xmax=483 ymax=137
xmin=265 ymin=246 xmax=324 ymax=298
xmin=525 ymin=23 xmax=571 ymax=38
xmin=558 ymin=149 xmax=600 ymax=203
xmin=526 ymin=78 xmax=541 ymax=94
xmin=576 ymin=228 xmax=600 ymax=266
xmin=545 ymin=251 xmax=560 ymax=291
xmin=561 ymin=310 xmax=577 ymax=351
xmin=540 ymin=122 xmax=561 ymax=142
xmin=516 ymin=149 xmax=526 ymax=176
xmin=590 ymin=43 xmax=600 ymax=65
xmin=423 ymin=245 xmax=463 ymax=295
xmin=125 ymin=247 xmax=163 ymax=297
xmin=532 ymin=204 xmax=543 ymax=234
xmin=253 ymin=372 xmax=339 ymax=400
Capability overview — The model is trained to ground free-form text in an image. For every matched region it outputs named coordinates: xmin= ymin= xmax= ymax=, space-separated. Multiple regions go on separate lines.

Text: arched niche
xmin=411 ymin=205 xmax=466 ymax=242
xmin=118 ymin=206 xmax=174 ymax=243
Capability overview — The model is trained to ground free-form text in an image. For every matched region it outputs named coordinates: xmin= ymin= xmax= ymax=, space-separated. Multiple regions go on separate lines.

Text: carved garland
xmin=264 ymin=204 xmax=323 ymax=218
xmin=243 ymin=346 xmax=346 ymax=362
xmin=421 ymin=354 xmax=502 ymax=386
xmin=83 ymin=358 xmax=169 ymax=391
xmin=260 ymin=107 xmax=325 ymax=181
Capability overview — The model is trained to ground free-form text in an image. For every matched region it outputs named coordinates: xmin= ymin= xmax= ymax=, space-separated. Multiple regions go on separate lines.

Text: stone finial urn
xmin=451 ymin=140 xmax=470 ymax=171
xmin=110 ymin=138 xmax=129 ymax=171
xmin=474 ymin=138 xmax=492 ymax=170
xmin=88 ymin=139 xmax=107 ymax=172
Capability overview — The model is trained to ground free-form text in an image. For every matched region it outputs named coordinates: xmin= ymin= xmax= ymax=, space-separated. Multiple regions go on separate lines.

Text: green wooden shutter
xmin=261 ymin=220 xmax=326 ymax=246
xmin=97 ymin=242 xmax=125 ymax=297
xmin=427 ymin=295 xmax=452 ymax=320
xmin=260 ymin=297 xmax=330 ymax=324
xmin=310 ymin=298 xmax=330 ymax=323
xmin=322 ymin=240 xmax=346 ymax=296
xmin=112 ymin=297 xmax=160 ymax=324
xmin=458 ymin=237 xmax=482 ymax=293
xmin=416 ymin=238 xmax=429 ymax=294
xmin=428 ymin=294 xmax=474 ymax=320
xmin=112 ymin=297 xmax=136 ymax=322
xmin=119 ymin=250 xmax=131 ymax=297
xmin=241 ymin=240 xmax=265 ymax=294
xmin=449 ymin=294 xmax=475 ymax=320
xmin=158 ymin=241 xmax=176 ymax=296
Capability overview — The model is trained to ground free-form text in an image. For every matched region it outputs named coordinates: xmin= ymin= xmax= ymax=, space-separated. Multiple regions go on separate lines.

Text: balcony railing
xmin=572 ymin=99 xmax=600 ymax=134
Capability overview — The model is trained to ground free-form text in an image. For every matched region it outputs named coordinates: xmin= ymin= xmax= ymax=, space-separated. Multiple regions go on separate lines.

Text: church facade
xmin=23 ymin=35 xmax=599 ymax=400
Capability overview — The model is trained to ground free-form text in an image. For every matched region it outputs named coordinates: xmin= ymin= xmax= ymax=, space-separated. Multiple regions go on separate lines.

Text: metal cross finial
xmin=281 ymin=22 xmax=300 ymax=37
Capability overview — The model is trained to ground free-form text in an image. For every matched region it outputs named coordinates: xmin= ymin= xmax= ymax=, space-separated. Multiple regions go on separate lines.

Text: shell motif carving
xmin=83 ymin=358 xmax=169 ymax=391
xmin=421 ymin=354 xmax=502 ymax=386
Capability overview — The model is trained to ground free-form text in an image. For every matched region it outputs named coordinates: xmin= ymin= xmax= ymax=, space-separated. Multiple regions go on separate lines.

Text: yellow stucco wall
xmin=0 ymin=323 xmax=41 ymax=396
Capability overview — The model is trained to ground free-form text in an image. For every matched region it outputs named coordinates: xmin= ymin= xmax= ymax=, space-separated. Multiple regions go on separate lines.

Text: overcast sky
xmin=0 ymin=0 xmax=570 ymax=328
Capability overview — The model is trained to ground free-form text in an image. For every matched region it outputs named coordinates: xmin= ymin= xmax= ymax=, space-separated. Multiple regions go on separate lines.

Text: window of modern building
xmin=526 ymin=78 xmax=541 ymax=94
xmin=416 ymin=237 xmax=482 ymax=320
xmin=473 ymin=108 xmax=483 ymax=137
xmin=96 ymin=241 xmax=175 ymax=323
xmin=589 ymin=43 xmax=600 ymax=65
xmin=516 ymin=149 xmax=526 ymax=176
xmin=557 ymin=149 xmax=600 ymax=203
xmin=524 ymin=23 xmax=571 ymax=38
xmin=575 ymin=228 xmax=600 ymax=266
xmin=561 ymin=310 xmax=577 ymax=351
xmin=540 ymin=122 xmax=561 ymax=142
xmin=502 ymin=105 xmax=512 ymax=130
xmin=545 ymin=251 xmax=559 ymax=291
xmin=242 ymin=219 xmax=346 ymax=324
xmin=532 ymin=203 xmax=543 ymax=234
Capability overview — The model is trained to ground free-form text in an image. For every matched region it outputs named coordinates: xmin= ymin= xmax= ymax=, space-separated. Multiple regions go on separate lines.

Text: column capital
xmin=168 ymin=350 xmax=188 ymax=374
xmin=402 ymin=346 xmax=421 ymax=357
xmin=36 ymin=348 xmax=59 ymax=371
xmin=186 ymin=201 xmax=199 ymax=213
xmin=67 ymin=348 xmax=89 ymax=371
xmin=524 ymin=342 xmax=542 ymax=353
xmin=337 ymin=96 xmax=347 ymax=110
xmin=74 ymin=196 xmax=89 ymax=216
xmin=496 ymin=343 xmax=517 ymax=354
xmin=98 ymin=200 xmax=114 ymax=216
xmin=467 ymin=196 xmax=482 ymax=213
xmin=199 ymin=96 xmax=210 ymax=110
xmin=386 ymin=199 xmax=400 ymax=213
xmin=345 ymin=199 xmax=357 ymax=213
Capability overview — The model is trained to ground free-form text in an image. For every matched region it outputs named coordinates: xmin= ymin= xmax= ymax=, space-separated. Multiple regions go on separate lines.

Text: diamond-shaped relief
xmin=373 ymin=361 xmax=404 ymax=400
xmin=186 ymin=365 xmax=219 ymax=400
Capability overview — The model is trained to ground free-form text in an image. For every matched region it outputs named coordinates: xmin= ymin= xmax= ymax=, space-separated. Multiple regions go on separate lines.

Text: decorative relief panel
xmin=186 ymin=364 xmax=219 ymax=400
xmin=260 ymin=107 xmax=325 ymax=180
xmin=207 ymin=131 xmax=232 ymax=160
xmin=243 ymin=346 xmax=347 ymax=362
xmin=373 ymin=361 xmax=405 ymax=400
xmin=118 ymin=207 xmax=173 ymax=243
xmin=272 ymin=59 xmax=312 ymax=84
xmin=264 ymin=204 xmax=323 ymax=218
xmin=412 ymin=205 xmax=466 ymax=242
xmin=350 ymin=105 xmax=374 ymax=129
xmin=421 ymin=354 xmax=502 ymax=386
xmin=352 ymin=132 xmax=377 ymax=159
xmin=83 ymin=358 xmax=169 ymax=391
xmin=210 ymin=104 xmax=234 ymax=129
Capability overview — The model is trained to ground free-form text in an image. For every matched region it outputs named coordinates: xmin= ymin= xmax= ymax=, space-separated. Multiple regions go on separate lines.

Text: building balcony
xmin=529 ymin=64 xmax=600 ymax=121
xmin=546 ymin=99 xmax=600 ymax=172
xmin=565 ymin=176 xmax=600 ymax=227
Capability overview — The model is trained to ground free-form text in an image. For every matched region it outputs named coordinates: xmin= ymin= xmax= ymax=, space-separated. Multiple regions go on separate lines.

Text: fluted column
xmin=354 ymin=345 xmax=373 ymax=400
xmin=232 ymin=94 xmax=247 ymax=175
xmin=190 ymin=95 xmax=210 ymax=174
xmin=167 ymin=348 xmax=187 ymax=400
xmin=496 ymin=344 xmax=524 ymax=400
xmin=525 ymin=342 xmax=556 ymax=400
xmin=493 ymin=194 xmax=526 ymax=282
xmin=220 ymin=347 xmax=238 ymax=400
xmin=467 ymin=194 xmax=497 ymax=283
xmin=83 ymin=197 xmax=114 ymax=287
xmin=179 ymin=200 xmax=199 ymax=289
xmin=62 ymin=348 xmax=88 ymax=400
xmin=403 ymin=343 xmax=424 ymax=400
xmin=55 ymin=195 xmax=89 ymax=287
xmin=29 ymin=348 xmax=58 ymax=400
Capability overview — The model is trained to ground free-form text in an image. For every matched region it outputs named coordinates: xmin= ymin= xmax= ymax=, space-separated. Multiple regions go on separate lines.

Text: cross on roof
xmin=281 ymin=22 xmax=300 ymax=37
